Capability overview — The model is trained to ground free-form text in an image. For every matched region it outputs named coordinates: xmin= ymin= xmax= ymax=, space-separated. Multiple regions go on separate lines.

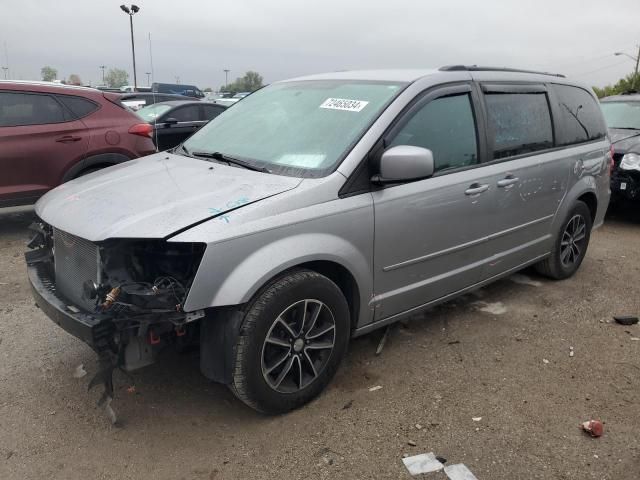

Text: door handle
xmin=464 ymin=183 xmax=490 ymax=195
xmin=55 ymin=136 xmax=82 ymax=143
xmin=497 ymin=176 xmax=519 ymax=188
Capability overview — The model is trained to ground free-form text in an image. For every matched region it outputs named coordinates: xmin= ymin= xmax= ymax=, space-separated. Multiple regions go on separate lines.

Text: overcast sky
xmin=2 ymin=0 xmax=639 ymax=90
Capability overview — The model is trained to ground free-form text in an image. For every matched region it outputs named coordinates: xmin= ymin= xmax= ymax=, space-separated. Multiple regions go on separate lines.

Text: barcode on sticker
xmin=320 ymin=98 xmax=369 ymax=112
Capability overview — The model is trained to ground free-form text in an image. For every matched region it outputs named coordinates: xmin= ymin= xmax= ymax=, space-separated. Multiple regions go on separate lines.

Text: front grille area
xmin=53 ymin=228 xmax=100 ymax=312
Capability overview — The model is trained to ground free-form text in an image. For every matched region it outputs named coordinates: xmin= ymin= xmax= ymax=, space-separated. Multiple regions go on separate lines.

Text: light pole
xmin=99 ymin=65 xmax=106 ymax=84
xmin=1 ymin=67 xmax=7 ymax=79
xmin=120 ymin=4 xmax=140 ymax=90
xmin=223 ymin=69 xmax=230 ymax=88
xmin=145 ymin=71 xmax=151 ymax=86
xmin=615 ymin=47 xmax=640 ymax=90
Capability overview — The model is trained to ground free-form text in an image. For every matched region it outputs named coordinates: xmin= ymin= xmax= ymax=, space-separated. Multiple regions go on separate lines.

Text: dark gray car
xmin=26 ymin=66 xmax=611 ymax=415
xmin=600 ymin=92 xmax=640 ymax=200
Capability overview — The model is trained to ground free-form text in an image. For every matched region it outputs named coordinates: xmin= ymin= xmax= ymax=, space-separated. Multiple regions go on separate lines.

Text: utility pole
xmin=634 ymin=45 xmax=640 ymax=90
xmin=145 ymin=71 xmax=151 ymax=86
xmin=120 ymin=5 xmax=140 ymax=90
xmin=224 ymin=69 xmax=230 ymax=87
xmin=99 ymin=65 xmax=106 ymax=84
xmin=2 ymin=41 xmax=8 ymax=79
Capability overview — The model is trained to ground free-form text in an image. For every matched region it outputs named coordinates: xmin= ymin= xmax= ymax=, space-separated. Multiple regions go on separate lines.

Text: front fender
xmin=184 ymin=228 xmax=374 ymax=328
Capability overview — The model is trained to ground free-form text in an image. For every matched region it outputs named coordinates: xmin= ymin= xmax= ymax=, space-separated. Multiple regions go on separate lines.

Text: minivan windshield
xmin=181 ymin=80 xmax=406 ymax=177
xmin=600 ymin=101 xmax=640 ymax=130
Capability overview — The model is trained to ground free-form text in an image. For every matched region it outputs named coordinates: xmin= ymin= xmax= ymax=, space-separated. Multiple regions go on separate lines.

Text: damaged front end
xmin=25 ymin=221 xmax=206 ymax=410
xmin=612 ymin=152 xmax=640 ymax=200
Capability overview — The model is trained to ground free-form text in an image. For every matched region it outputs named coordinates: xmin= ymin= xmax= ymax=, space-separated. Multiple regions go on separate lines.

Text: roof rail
xmin=439 ymin=65 xmax=565 ymax=78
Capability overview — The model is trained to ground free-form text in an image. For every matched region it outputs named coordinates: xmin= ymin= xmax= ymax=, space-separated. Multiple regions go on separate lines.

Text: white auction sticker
xmin=320 ymin=98 xmax=369 ymax=112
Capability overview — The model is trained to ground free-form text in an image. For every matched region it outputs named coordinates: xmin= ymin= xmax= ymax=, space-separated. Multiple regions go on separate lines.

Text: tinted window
xmin=389 ymin=93 xmax=478 ymax=172
xmin=553 ymin=85 xmax=607 ymax=144
xmin=485 ymin=93 xmax=553 ymax=159
xmin=0 ymin=92 xmax=67 ymax=126
xmin=170 ymin=105 xmax=200 ymax=122
xmin=202 ymin=105 xmax=224 ymax=121
xmin=57 ymin=95 xmax=99 ymax=119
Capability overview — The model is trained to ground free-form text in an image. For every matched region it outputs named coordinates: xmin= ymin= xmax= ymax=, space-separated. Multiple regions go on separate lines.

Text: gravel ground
xmin=0 ymin=206 xmax=639 ymax=480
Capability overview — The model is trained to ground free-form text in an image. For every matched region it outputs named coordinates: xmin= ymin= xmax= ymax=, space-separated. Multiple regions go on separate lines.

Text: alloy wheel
xmin=560 ymin=214 xmax=587 ymax=267
xmin=261 ymin=299 xmax=336 ymax=393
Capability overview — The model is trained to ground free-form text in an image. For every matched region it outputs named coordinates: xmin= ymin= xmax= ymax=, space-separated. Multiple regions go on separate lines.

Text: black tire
xmin=229 ymin=269 xmax=350 ymax=414
xmin=75 ymin=166 xmax=105 ymax=178
xmin=535 ymin=200 xmax=593 ymax=280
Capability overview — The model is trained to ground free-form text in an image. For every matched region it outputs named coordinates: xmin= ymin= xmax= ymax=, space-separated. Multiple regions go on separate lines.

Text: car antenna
xmin=148 ymin=31 xmax=159 ymax=152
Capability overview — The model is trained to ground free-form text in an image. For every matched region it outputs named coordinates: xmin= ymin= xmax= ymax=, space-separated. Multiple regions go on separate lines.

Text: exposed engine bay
xmin=25 ymin=220 xmax=206 ymax=418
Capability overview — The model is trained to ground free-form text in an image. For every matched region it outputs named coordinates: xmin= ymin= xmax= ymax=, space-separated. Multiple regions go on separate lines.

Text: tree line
xmin=40 ymin=66 xmax=265 ymax=93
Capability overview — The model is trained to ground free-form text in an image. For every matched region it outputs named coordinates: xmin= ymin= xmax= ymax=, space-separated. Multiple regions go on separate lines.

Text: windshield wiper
xmin=613 ymin=127 xmax=640 ymax=130
xmin=191 ymin=151 xmax=270 ymax=173
xmin=175 ymin=144 xmax=192 ymax=157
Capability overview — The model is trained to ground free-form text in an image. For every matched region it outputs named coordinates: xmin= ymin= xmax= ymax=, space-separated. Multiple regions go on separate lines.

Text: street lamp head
xmin=131 ymin=5 xmax=140 ymax=13
xmin=120 ymin=5 xmax=130 ymax=13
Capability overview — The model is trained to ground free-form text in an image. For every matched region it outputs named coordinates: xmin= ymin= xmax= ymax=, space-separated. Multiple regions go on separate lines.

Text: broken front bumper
xmin=27 ymin=261 xmax=114 ymax=350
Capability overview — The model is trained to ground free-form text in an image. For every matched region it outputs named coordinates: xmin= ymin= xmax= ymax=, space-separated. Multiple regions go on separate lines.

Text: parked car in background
xmin=0 ymin=80 xmax=156 ymax=207
xmin=119 ymin=92 xmax=198 ymax=111
xmin=135 ymin=100 xmax=226 ymax=150
xmin=600 ymin=92 xmax=640 ymax=201
xmin=152 ymin=82 xmax=205 ymax=98
xmin=27 ymin=67 xmax=610 ymax=414
xmin=213 ymin=91 xmax=252 ymax=107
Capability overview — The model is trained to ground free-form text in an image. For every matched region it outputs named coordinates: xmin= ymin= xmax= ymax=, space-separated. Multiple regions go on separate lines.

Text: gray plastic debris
xmin=444 ymin=463 xmax=478 ymax=480
xmin=72 ymin=364 xmax=87 ymax=379
xmin=614 ymin=316 xmax=639 ymax=326
xmin=402 ymin=452 xmax=444 ymax=475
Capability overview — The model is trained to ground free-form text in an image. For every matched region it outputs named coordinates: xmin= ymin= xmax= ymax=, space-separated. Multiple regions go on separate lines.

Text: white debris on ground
xmin=509 ymin=273 xmax=542 ymax=287
xmin=472 ymin=417 xmax=482 ymax=422
xmin=473 ymin=301 xmax=508 ymax=315
xmin=104 ymin=397 xmax=117 ymax=425
xmin=569 ymin=346 xmax=574 ymax=357
xmin=444 ymin=463 xmax=479 ymax=480
xmin=72 ymin=364 xmax=87 ymax=379
xmin=543 ymin=358 xmax=550 ymax=364
xmin=402 ymin=452 xmax=444 ymax=475
xmin=368 ymin=385 xmax=382 ymax=392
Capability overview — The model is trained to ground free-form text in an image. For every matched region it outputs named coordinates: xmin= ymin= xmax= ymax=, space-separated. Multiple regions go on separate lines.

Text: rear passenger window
xmin=552 ymin=84 xmax=607 ymax=145
xmin=0 ymin=92 xmax=67 ymax=126
xmin=202 ymin=105 xmax=224 ymax=121
xmin=57 ymin=95 xmax=99 ymax=119
xmin=389 ymin=93 xmax=478 ymax=172
xmin=170 ymin=105 xmax=200 ymax=122
xmin=485 ymin=93 xmax=553 ymax=159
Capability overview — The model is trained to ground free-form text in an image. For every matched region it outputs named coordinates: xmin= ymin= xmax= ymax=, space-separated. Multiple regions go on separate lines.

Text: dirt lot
xmin=1 ymin=207 xmax=639 ymax=480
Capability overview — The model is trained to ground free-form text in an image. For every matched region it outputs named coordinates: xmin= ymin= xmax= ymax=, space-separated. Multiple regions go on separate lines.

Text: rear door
xmin=476 ymin=83 xmax=572 ymax=278
xmin=372 ymin=84 xmax=495 ymax=321
xmin=201 ymin=104 xmax=225 ymax=122
xmin=0 ymin=91 xmax=89 ymax=206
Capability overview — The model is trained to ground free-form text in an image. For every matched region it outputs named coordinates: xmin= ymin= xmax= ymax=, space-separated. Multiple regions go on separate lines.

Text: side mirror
xmin=163 ymin=117 xmax=178 ymax=126
xmin=372 ymin=145 xmax=435 ymax=184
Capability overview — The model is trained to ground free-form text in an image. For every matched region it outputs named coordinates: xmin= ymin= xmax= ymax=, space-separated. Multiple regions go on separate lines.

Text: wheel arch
xmin=61 ymin=152 xmax=133 ymax=182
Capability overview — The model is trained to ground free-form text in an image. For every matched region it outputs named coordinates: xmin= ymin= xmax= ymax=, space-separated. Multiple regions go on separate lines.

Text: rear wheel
xmin=535 ymin=200 xmax=592 ymax=279
xmin=229 ymin=270 xmax=350 ymax=414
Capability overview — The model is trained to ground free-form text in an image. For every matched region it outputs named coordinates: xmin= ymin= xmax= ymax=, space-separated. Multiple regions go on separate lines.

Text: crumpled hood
xmin=610 ymin=128 xmax=640 ymax=154
xmin=36 ymin=153 xmax=301 ymax=241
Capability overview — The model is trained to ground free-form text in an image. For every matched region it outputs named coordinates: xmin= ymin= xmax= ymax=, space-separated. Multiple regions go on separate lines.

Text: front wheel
xmin=535 ymin=200 xmax=593 ymax=280
xmin=229 ymin=269 xmax=350 ymax=414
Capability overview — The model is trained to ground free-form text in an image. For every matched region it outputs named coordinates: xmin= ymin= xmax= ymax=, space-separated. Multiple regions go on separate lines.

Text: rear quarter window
xmin=552 ymin=84 xmax=607 ymax=145
xmin=484 ymin=92 xmax=554 ymax=159
xmin=56 ymin=95 xmax=100 ymax=119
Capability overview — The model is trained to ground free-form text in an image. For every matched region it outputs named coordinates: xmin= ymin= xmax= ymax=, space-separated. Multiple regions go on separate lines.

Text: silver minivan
xmin=27 ymin=66 xmax=611 ymax=414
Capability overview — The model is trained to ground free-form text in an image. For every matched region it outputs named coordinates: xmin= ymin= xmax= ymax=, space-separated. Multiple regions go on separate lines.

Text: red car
xmin=0 ymin=81 xmax=156 ymax=207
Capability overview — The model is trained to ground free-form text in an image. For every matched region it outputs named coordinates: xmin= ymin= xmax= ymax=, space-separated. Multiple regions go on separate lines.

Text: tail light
xmin=128 ymin=123 xmax=153 ymax=138
xmin=608 ymin=145 xmax=615 ymax=176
